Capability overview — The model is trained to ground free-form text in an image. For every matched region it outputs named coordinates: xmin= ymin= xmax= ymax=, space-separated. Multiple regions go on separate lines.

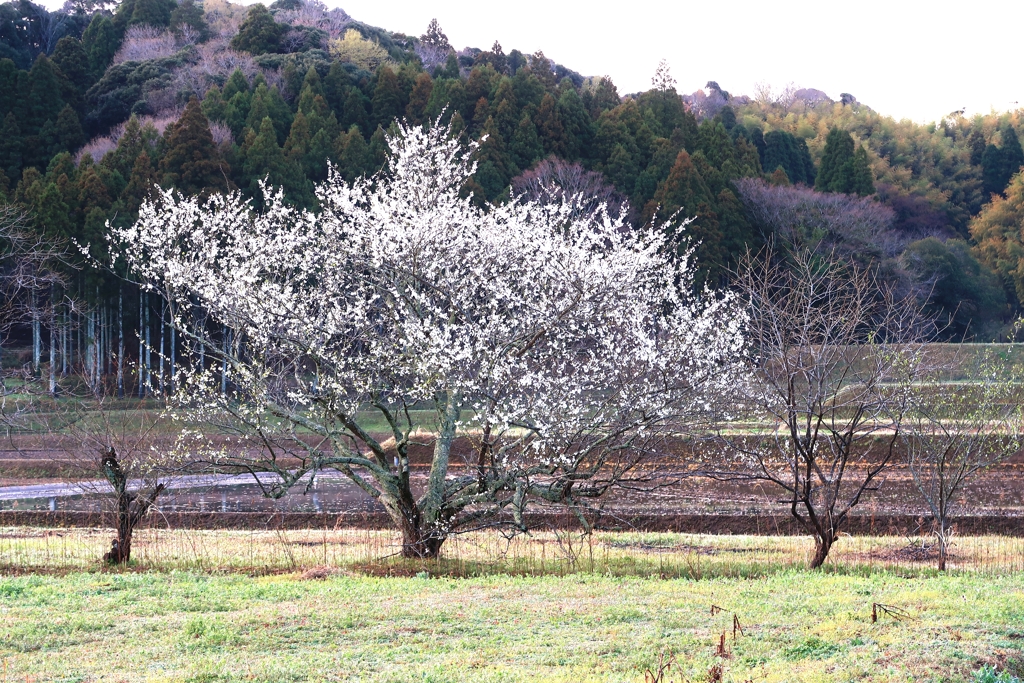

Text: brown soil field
xmin=4 ymin=432 xmax=1024 ymax=533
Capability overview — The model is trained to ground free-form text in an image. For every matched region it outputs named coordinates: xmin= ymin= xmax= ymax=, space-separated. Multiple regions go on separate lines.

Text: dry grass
xmin=3 ymin=526 xmax=1024 ymax=577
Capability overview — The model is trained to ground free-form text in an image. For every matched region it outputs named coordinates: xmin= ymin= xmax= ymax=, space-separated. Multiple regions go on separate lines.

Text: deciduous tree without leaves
xmin=719 ymin=248 xmax=932 ymax=568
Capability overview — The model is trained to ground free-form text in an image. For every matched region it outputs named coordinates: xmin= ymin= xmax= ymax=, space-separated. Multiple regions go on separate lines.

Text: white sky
xmin=330 ymin=0 xmax=1023 ymax=124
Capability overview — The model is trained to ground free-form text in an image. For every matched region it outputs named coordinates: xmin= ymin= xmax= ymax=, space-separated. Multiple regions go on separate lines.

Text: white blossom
xmin=109 ymin=118 xmax=747 ymax=556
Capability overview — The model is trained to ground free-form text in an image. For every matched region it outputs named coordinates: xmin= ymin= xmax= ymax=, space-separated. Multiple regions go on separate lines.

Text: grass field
xmin=1 ymin=565 xmax=1022 ymax=682
xmin=2 ymin=529 xmax=1024 ymax=682
xmin=3 ymin=342 xmax=1024 ymax=681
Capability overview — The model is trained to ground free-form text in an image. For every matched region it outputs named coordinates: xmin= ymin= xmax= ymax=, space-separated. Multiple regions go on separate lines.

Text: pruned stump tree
xmin=101 ymin=447 xmax=165 ymax=565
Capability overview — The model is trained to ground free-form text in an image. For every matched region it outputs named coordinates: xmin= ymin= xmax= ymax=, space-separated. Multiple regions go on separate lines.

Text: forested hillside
xmin=1 ymin=0 xmax=1023 ymax=363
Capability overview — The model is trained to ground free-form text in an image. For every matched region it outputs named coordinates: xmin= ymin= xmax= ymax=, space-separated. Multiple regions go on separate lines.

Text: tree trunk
xmin=48 ymin=287 xmax=56 ymax=396
xmin=170 ymin=322 xmax=175 ymax=395
xmin=382 ymin=494 xmax=446 ymax=559
xmin=117 ymin=289 xmax=124 ymax=398
xmin=31 ymin=289 xmax=40 ymax=377
xmin=809 ymin=531 xmax=836 ymax=569
xmin=936 ymin=520 xmax=949 ymax=571
xmin=221 ymin=325 xmax=228 ymax=395
xmin=138 ymin=290 xmax=144 ymax=397
xmin=85 ymin=308 xmax=95 ymax=393
xmin=400 ymin=524 xmax=446 ymax=559
xmin=158 ymin=301 xmax=165 ymax=395
xmin=61 ymin=309 xmax=67 ymax=376
xmin=100 ymin=448 xmax=165 ymax=565
xmin=144 ymin=292 xmax=151 ymax=396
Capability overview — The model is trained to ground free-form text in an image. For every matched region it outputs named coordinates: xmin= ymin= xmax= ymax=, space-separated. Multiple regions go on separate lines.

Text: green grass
xmin=2 ymin=529 xmax=1024 ymax=681
xmin=1 ymin=568 xmax=1022 ymax=682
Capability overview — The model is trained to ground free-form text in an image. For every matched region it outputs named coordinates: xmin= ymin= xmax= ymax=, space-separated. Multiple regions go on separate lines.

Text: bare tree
xmin=36 ymin=383 xmax=182 ymax=564
xmin=112 ymin=25 xmax=179 ymax=65
xmin=719 ymin=248 xmax=932 ymax=568
xmin=733 ymin=178 xmax=905 ymax=260
xmin=751 ymin=81 xmax=798 ymax=110
xmin=416 ymin=18 xmax=453 ymax=72
xmin=899 ymin=346 xmax=1024 ymax=570
xmin=651 ymin=59 xmax=676 ymax=91
xmin=511 ymin=156 xmax=625 ymax=222
xmin=99 ymin=446 xmax=166 ymax=564
xmin=275 ymin=0 xmax=350 ymax=41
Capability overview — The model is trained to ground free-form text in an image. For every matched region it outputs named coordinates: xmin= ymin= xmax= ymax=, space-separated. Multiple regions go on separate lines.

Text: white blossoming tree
xmin=110 ymin=120 xmax=746 ymax=558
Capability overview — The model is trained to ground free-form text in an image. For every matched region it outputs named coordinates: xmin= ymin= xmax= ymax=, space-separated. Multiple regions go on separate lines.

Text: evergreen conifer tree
xmin=170 ymin=0 xmax=209 ymax=41
xmin=120 ymin=150 xmax=155 ymax=219
xmin=225 ymin=90 xmax=252 ymax=141
xmin=367 ymin=126 xmax=389 ymax=173
xmin=535 ymin=93 xmax=564 ymax=156
xmin=202 ymin=86 xmax=227 ymax=123
xmin=473 ymin=116 xmax=512 ymax=201
xmin=649 ymin=149 xmax=720 ymax=284
xmin=715 ymin=187 xmax=755 ymax=272
xmin=421 ymin=18 xmax=452 ymax=53
xmin=0 ymin=60 xmax=17 ymax=121
xmin=441 ymin=54 xmax=460 ymax=79
xmin=106 ymin=116 xmax=145 ymax=178
xmin=129 ymin=0 xmax=176 ymax=28
xmin=324 ymin=61 xmax=351 ymax=114
xmin=796 ymin=138 xmax=815 ymax=186
xmin=769 ymin=166 xmax=791 ymax=186
xmin=1003 ymin=127 xmax=1024 ymax=178
xmin=491 ymin=79 xmax=519 ymax=141
xmin=341 ymin=87 xmax=370 ymax=136
xmin=245 ymin=84 xmax=271 ymax=134
xmin=982 ymin=144 xmax=1005 ymax=196
xmin=371 ymin=66 xmax=403 ymax=130
xmin=604 ymin=143 xmax=639 ymax=195
xmin=21 ymin=54 xmax=65 ymax=137
xmin=231 ymin=4 xmax=285 ymax=55
xmin=297 ymin=67 xmax=325 ymax=114
xmin=733 ymin=135 xmax=762 ymax=177
xmin=0 ymin=113 xmax=23 ymax=180
xmin=54 ymin=105 xmax=85 ymax=153
xmin=222 ymin=69 xmax=251 ymax=103
xmin=333 ymin=125 xmax=368 ymax=182
xmin=510 ymin=112 xmax=543 ymax=173
xmin=284 ymin=110 xmax=311 ymax=169
xmin=696 ymin=120 xmax=735 ymax=169
xmin=264 ymin=85 xmax=293 ymax=144
xmin=52 ymin=37 xmax=92 ymax=96
xmin=305 ymin=126 xmax=334 ymax=182
xmin=968 ymin=130 xmax=986 ymax=166
xmin=406 ymin=72 xmax=433 ymax=125
xmin=851 ymin=145 xmax=874 ymax=196
xmin=82 ymin=14 xmax=119 ymax=80
xmin=75 ymin=163 xmax=113 ymax=217
xmin=424 ymin=78 xmax=465 ymax=124
xmin=35 ymin=182 xmax=73 ymax=238
xmin=816 ymin=128 xmax=855 ymax=192
xmin=160 ymin=97 xmax=228 ymax=197
xmin=241 ymin=116 xmax=307 ymax=205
